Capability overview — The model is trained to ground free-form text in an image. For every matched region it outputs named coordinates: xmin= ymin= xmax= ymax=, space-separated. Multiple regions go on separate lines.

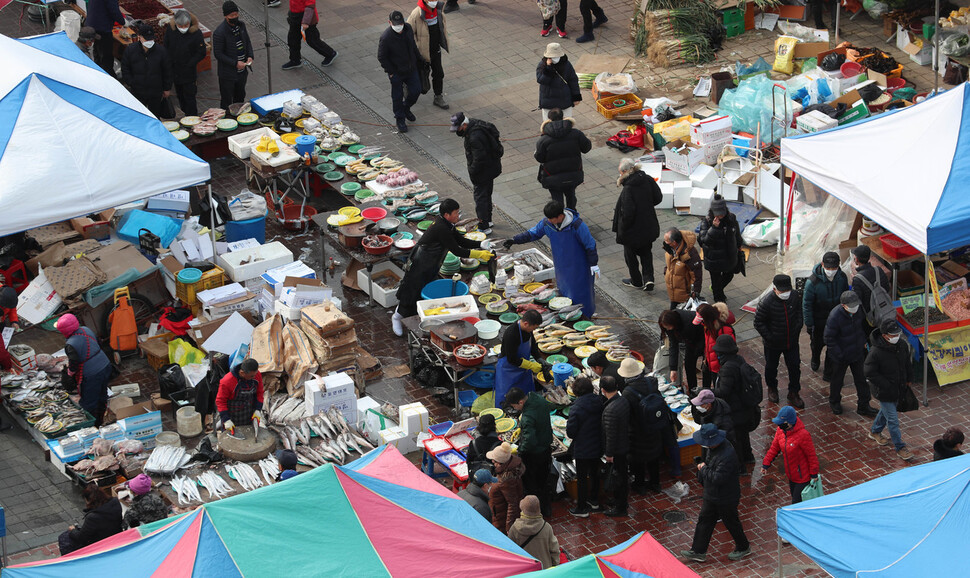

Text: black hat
xmin=880 ymin=319 xmax=901 ymax=335
xmin=0 ymin=287 xmax=16 ymax=309
xmin=692 ymin=423 xmax=727 ymax=447
xmin=276 ymin=449 xmax=298 ymax=470
xmin=852 ymin=245 xmax=871 ymax=263
xmin=389 ymin=10 xmax=405 ymax=24
xmin=840 ymin=290 xmax=861 ymax=306
xmin=822 ymin=251 xmax=840 ymax=268
xmin=450 ymin=112 xmax=466 ymax=132
xmin=223 ymin=1 xmax=239 ymax=15
xmin=78 ymin=26 xmax=100 ymax=41
xmin=710 ymin=195 xmax=727 ymax=217
xmin=137 ymin=23 xmax=154 ymax=40
xmin=711 ymin=334 xmax=738 ymax=354
xmin=773 ymin=274 xmax=793 ymax=291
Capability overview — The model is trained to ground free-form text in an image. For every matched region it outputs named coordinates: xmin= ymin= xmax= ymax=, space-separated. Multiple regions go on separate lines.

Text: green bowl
xmin=573 ymin=320 xmax=594 ymax=331
xmin=314 ymin=162 xmax=336 ymax=173
xmin=348 ymin=144 xmax=365 ymax=154
xmin=355 ymin=190 xmax=375 ymax=202
xmin=341 ymin=182 xmax=362 ymax=195
xmin=417 ymin=220 xmax=434 ymax=231
xmin=323 ymin=171 xmax=344 ymax=181
xmin=327 ymin=151 xmax=345 ymax=161
xmin=559 ymin=309 xmax=583 ymax=321
xmin=443 ymin=252 xmax=460 ymax=264
xmin=499 ymin=312 xmax=520 ymax=324
xmin=391 ymin=231 xmax=414 ymax=241
xmin=546 ymin=354 xmax=568 ymax=365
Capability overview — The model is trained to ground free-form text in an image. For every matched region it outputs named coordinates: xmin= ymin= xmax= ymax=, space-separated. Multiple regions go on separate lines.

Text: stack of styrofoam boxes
xmin=217 ymin=241 xmax=294 ymax=292
xmin=662 ymin=169 xmax=694 ymax=216
xmin=118 ymin=412 xmax=163 ymax=450
xmin=393 ymin=402 xmax=429 ymax=455
xmin=690 ymin=115 xmax=733 ymax=166
xmin=305 ymin=372 xmax=358 ymax=425
xmin=99 ymin=423 xmax=126 ymax=445
xmin=689 ymin=165 xmax=718 ymax=216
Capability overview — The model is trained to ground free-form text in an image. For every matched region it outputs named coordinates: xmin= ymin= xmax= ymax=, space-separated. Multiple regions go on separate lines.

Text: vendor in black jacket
xmin=754 ymin=274 xmax=804 ymax=409
xmin=824 ymin=291 xmax=877 ymax=417
xmin=587 ymin=350 xmax=623 ymax=390
xmin=212 ymin=2 xmax=254 ymax=109
xmin=535 ymin=108 xmax=591 ymax=211
xmin=711 ymin=335 xmax=755 ymax=467
xmin=164 ymin=10 xmax=207 ymax=116
xmin=392 ymin=198 xmax=494 ymax=335
xmin=120 ymin=24 xmax=173 ymax=118
xmin=659 ymin=309 xmax=705 ymax=396
xmin=378 ymin=11 xmax=422 ymax=133
xmin=452 ymin=112 xmax=503 ymax=233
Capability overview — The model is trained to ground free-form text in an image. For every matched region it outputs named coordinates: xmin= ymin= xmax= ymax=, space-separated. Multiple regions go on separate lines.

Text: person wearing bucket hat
xmin=458 ymin=469 xmax=496 ymax=521
xmin=697 ymin=194 xmax=743 ymax=303
xmin=57 ymin=313 xmax=112 ymax=426
xmin=212 ymin=1 xmax=255 ymax=109
xmin=762 ymin=406 xmax=819 ymax=504
xmin=123 ymin=474 xmax=169 ymax=529
xmin=681 ymin=423 xmax=750 ymax=563
xmin=452 ymin=111 xmax=502 ymax=233
xmin=537 ymin=43 xmax=581 ymax=122
xmin=864 ymin=319 xmax=916 ymax=461
xmin=509 ymin=495 xmax=561 ymax=569
xmin=803 ymin=251 xmax=849 ymax=379
xmin=378 ymin=11 xmax=422 ymax=133
xmin=824 ymin=291 xmax=877 ymax=417
xmin=486 ymin=442 xmax=525 ymax=532
xmin=690 ymin=389 xmax=735 ymax=458
xmin=754 ymin=274 xmax=805 ymax=408
xmin=120 ymin=24 xmax=173 ymax=118
xmin=616 ymin=357 xmax=641 ymax=380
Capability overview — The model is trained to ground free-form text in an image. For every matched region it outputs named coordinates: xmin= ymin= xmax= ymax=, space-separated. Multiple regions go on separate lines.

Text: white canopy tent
xmin=0 ymin=32 xmax=211 ymax=237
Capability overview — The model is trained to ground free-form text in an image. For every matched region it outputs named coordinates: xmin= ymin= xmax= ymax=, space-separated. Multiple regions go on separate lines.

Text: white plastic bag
xmin=742 ymin=218 xmax=781 ymax=247
xmin=228 ymin=190 xmax=267 ymax=221
xmin=594 ymin=72 xmax=638 ymax=96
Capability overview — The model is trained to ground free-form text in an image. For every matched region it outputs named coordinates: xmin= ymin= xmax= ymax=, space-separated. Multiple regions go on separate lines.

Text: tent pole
xmin=934 ymin=0 xmax=940 ymax=95
xmin=776 ymin=533 xmax=783 ymax=577
xmin=208 ymin=184 xmax=218 ymax=267
xmin=264 ymin=0 xmax=273 ymax=94
xmin=923 ymin=256 xmax=929 ymax=405
xmin=834 ymin=1 xmax=840 ymax=46
xmin=778 ymin=163 xmax=785 ymax=255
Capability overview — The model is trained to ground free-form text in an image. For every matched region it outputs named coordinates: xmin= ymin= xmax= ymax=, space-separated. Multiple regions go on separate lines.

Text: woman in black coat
xmin=697 ymin=195 xmax=743 ymax=303
xmin=659 ymin=309 xmax=705 ymax=396
xmin=535 ymin=109 xmax=592 ymax=211
xmin=466 ymin=413 xmax=501 ymax=472
xmin=565 ymin=378 xmax=603 ymax=516
xmin=536 ymin=43 xmax=581 ymax=120
xmin=58 ymin=485 xmax=123 ymax=555
xmin=612 ymin=159 xmax=663 ymax=291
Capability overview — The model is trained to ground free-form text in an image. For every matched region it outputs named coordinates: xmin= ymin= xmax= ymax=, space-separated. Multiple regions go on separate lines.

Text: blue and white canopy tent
xmin=0 ymin=32 xmax=210 ymax=237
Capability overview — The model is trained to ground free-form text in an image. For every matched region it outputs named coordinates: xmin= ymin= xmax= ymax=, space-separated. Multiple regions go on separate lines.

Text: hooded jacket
xmin=697 ymin=211 xmax=743 ymax=273
xmin=754 ymin=290 xmax=803 ymax=350
xmin=165 ymin=14 xmax=207 ymax=84
xmin=517 ymin=392 xmax=554 ymax=455
xmin=120 ymin=42 xmax=173 ymax=98
xmin=407 ymin=1 xmax=449 ymax=62
xmin=697 ymin=440 xmax=742 ymax=504
xmin=601 ymin=393 xmax=631 ymax=457
xmin=536 ymin=56 xmax=581 ymax=110
xmin=565 ymin=392 xmax=603 ymax=460
xmin=622 ymin=374 xmax=665 ymax=461
xmin=762 ymin=417 xmax=819 ymax=484
xmin=864 ymin=332 xmax=913 ymax=402
xmin=664 ymin=231 xmax=703 ymax=303
xmin=534 ymin=118 xmax=591 ymax=190
xmin=932 ymin=440 xmax=964 ymax=461
xmin=824 ymin=305 xmax=867 ymax=364
xmin=803 ymin=263 xmax=850 ymax=327
xmin=378 ymin=23 xmax=419 ymax=76
xmin=509 ymin=514 xmax=560 ymax=569
xmin=702 ymin=302 xmax=736 ymax=374
xmin=490 ymin=455 xmax=525 ymax=533
xmin=462 ymin=119 xmax=503 ymax=184
xmin=612 ymin=170 xmax=663 ymax=248
xmin=713 ymin=352 xmax=751 ymax=429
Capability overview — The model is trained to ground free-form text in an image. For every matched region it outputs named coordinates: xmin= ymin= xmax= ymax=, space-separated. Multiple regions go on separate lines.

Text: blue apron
xmin=494 ymin=325 xmax=535 ymax=407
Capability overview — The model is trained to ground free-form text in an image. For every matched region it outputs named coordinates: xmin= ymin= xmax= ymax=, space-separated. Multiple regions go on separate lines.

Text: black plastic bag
xmin=820 ymin=52 xmax=846 ymax=71
xmin=857 ymin=83 xmax=884 ymax=103
xmin=418 ymin=59 xmax=431 ymax=95
xmin=158 ymin=363 xmax=195 ymax=404
xmin=190 ymin=437 xmax=224 ymax=464
xmin=897 ymin=384 xmax=920 ymax=412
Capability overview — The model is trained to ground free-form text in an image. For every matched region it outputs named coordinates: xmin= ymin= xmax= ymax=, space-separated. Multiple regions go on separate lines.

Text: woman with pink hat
xmin=123 ymin=474 xmax=169 ymax=529
xmin=56 ymin=313 xmax=112 ymax=426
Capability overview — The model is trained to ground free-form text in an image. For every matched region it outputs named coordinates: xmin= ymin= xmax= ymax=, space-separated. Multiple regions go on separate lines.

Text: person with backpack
xmin=508 ymin=495 xmax=561 ymax=569
xmin=659 ymin=309 xmax=705 ymax=396
xmin=864 ymin=320 xmax=916 ymax=462
xmin=754 ymin=274 xmax=804 ymax=409
xmin=619 ymin=359 xmax=669 ymax=496
xmin=535 ymin=108 xmax=592 ymax=212
xmin=802 ymin=252 xmax=849 ymax=380
xmin=452 ymin=112 xmax=503 ymax=233
xmin=695 ymin=302 xmax=736 ymax=389
xmin=566 ymin=377 xmax=603 ymax=517
xmin=600 ymin=376 xmax=631 ymax=517
xmin=850 ymin=245 xmax=892 ymax=333
xmin=712 ymin=335 xmax=759 ymax=469
xmin=761 ymin=406 xmax=819 ymax=504
xmin=465 ymin=413 xmax=501 ymax=473
xmin=824 ymin=291 xmax=878 ymax=417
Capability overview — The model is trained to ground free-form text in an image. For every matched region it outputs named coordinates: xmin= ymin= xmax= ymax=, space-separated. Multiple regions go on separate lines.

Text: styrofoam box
xmin=660 ymin=170 xmax=690 ymax=183
xmin=690 ymin=188 xmax=716 ymax=216
xmin=658 ymin=182 xmax=675 ymax=210
xmin=512 ymin=248 xmax=555 ymax=282
xmin=690 ymin=115 xmax=732 ymax=146
xmin=356 ymin=261 xmax=404 ymax=308
xmin=399 ymin=402 xmax=429 ymax=438
xmin=701 ymin=136 xmax=733 ymax=165
xmin=356 ymin=396 xmax=381 ymax=426
xmin=639 ymin=162 xmax=663 ymax=182
xmin=305 ymin=372 xmax=357 ymax=424
xmin=690 ymin=165 xmax=718 ymax=190
xmin=673 ymin=181 xmax=693 ymax=208
xmin=417 ymin=294 xmax=480 ymax=324
xmin=227 ymin=127 xmax=279 ymax=159
xmin=218 ymin=241 xmax=293 ymax=283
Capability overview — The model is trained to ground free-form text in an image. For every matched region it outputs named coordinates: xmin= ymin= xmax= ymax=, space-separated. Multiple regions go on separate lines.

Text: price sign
xmin=900 ymin=294 xmax=925 ymax=314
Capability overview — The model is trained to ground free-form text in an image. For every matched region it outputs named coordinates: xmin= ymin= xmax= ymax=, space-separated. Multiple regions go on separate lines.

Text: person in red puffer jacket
xmin=695 ymin=302 xmax=735 ymax=388
xmin=281 ymin=0 xmax=337 ymax=70
xmin=761 ymin=405 xmax=819 ymax=503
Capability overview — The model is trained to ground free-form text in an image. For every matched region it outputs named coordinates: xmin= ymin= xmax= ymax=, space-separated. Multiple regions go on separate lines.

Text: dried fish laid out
xmin=258 ymin=455 xmax=279 ymax=485
xmin=34 ymin=415 xmax=65 ymax=435
xmin=225 ymin=463 xmax=264 ymax=492
xmin=171 ymin=475 xmax=203 ymax=505
xmin=497 ymin=250 xmax=554 ymax=276
xmin=542 ymin=383 xmax=571 ymax=405
xmin=197 ymin=471 xmax=233 ymax=499
xmin=266 ymin=395 xmax=307 ymax=425
xmin=145 ymin=445 xmax=191 ymax=475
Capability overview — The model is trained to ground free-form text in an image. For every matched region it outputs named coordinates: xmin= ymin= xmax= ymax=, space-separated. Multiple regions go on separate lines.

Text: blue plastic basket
xmin=421 ymin=279 xmax=469 ymax=300
xmin=429 ymin=421 xmax=454 ymax=437
xmin=457 ymin=390 xmax=478 ymax=408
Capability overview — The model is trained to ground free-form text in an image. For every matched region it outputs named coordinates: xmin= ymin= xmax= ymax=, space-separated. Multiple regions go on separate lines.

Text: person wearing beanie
xmin=824 ymin=291 xmax=877 ymax=417
xmin=864 ymin=319 xmax=915 ymax=461
xmin=123 ymin=474 xmax=169 ymax=529
xmin=710 ymin=333 xmax=756 ymax=468
xmin=452 ymin=111 xmax=502 ymax=233
xmin=120 ymin=24 xmax=173 ymax=117
xmin=465 ymin=413 xmax=501 ymax=472
xmin=276 ymin=449 xmax=299 ymax=480
xmin=850 ymin=244 xmax=889 ymax=332
xmin=378 ymin=11 xmax=422 ymax=133
xmin=566 ymin=377 xmax=603 ymax=517
xmin=932 ymin=426 xmax=964 ymax=461
xmin=486 ymin=441 xmax=525 ymax=533
xmin=407 ymin=0 xmax=450 ymax=109
xmin=56 ymin=313 xmax=112 ymax=426
xmin=76 ymin=27 xmax=100 ymax=61
xmin=536 ymin=43 xmax=580 ymax=121
xmin=599 ymin=375 xmax=631 ymax=516
xmin=458 ymin=469 xmax=496 ymax=520
xmin=761 ymin=406 xmax=819 ymax=504
xmin=281 ymin=0 xmax=337 ymax=71
xmin=697 ymin=195 xmax=744 ymax=303
xmin=690 ymin=388 xmax=735 ymax=459
xmin=612 ymin=158 xmax=662 ymax=290
xmin=508 ymin=495 xmax=561 ymax=569
xmin=662 ymin=228 xmax=703 ymax=310
xmin=212 ymin=1 xmax=254 ymax=109
xmin=754 ymin=274 xmax=805 ymax=409
xmin=536 ymin=108 xmax=592 ymax=212
xmin=802 ymin=252 xmax=849 ymax=380
xmin=165 ymin=10 xmax=207 ymax=116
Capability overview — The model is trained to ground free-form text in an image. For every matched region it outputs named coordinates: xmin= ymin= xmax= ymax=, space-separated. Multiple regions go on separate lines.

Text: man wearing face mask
xmin=451 ymin=112 xmax=502 ymax=234
xmin=864 ymin=320 xmax=915 ymax=461
xmin=689 ymin=389 xmax=735 ymax=460
xmin=76 ymin=27 xmax=99 ymax=61
xmin=165 ymin=10 xmax=206 ymax=116
xmin=824 ymin=291 xmax=878 ymax=417
xmin=754 ymin=274 xmax=804 ymax=408
xmin=120 ymin=25 xmax=173 ymax=118
xmin=802 ymin=252 xmax=848 ymax=381
xmin=662 ymin=228 xmax=703 ymax=309
xmin=212 ymin=1 xmax=255 ymax=109
xmin=378 ymin=11 xmax=422 ymax=133
xmin=408 ymin=0 xmax=450 ymax=110
xmin=850 ymin=245 xmax=889 ymax=333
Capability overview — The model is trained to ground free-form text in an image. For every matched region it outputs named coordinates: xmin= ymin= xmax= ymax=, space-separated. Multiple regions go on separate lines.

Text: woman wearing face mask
xmin=536 ymin=43 xmax=581 ymax=121
xmin=864 ymin=320 xmax=916 ymax=462
xmin=689 ymin=389 xmax=735 ymax=460
xmin=695 ymin=302 xmax=735 ymax=388
xmin=823 ymin=291 xmax=877 ymax=417
xmin=165 ymin=10 xmax=206 ymax=116
xmin=754 ymin=274 xmax=804 ymax=409
xmin=120 ymin=24 xmax=173 ymax=118
xmin=801 ymin=251 xmax=848 ymax=381
xmin=408 ymin=0 xmax=450 ymax=110
xmin=761 ymin=406 xmax=819 ymax=504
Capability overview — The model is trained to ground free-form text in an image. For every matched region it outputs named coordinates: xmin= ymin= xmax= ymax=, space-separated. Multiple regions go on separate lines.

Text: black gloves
xmin=502 ymin=239 xmax=515 ymax=250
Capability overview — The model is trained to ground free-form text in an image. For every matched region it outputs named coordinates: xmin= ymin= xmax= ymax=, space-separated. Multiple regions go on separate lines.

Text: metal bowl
xmin=418 ymin=319 xmax=445 ymax=335
xmin=377 ymin=217 xmax=401 ymax=234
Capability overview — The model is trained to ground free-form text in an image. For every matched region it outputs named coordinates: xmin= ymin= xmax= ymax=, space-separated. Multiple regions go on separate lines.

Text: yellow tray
xmin=338 ymin=206 xmax=361 ymax=217
xmin=281 ymin=132 xmax=301 ymax=145
xmin=480 ymin=407 xmax=504 ymax=420
xmin=496 ymin=417 xmax=517 ymax=433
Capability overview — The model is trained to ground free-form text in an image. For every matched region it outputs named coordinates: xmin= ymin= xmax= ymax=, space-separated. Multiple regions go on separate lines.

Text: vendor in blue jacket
xmin=503 ymin=200 xmax=599 ymax=316
xmin=56 ymin=314 xmax=112 ymax=426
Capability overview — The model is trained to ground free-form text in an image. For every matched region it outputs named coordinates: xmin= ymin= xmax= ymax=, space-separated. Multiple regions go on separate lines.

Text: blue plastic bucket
xmin=552 ymin=363 xmax=573 ymax=388
xmin=225 ymin=212 xmax=267 ymax=244
xmin=295 ymin=134 xmax=316 ymax=156
xmin=421 ymin=279 xmax=469 ymax=300
xmin=177 ymin=268 xmax=202 ymax=284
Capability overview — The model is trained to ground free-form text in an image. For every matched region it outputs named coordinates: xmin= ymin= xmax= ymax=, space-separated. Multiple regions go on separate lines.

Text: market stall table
xmin=861 ymin=233 xmax=923 ymax=299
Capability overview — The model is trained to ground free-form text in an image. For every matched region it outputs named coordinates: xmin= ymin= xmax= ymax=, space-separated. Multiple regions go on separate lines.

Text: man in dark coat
xmin=680 ymin=424 xmax=750 ymax=563
xmin=754 ymin=274 xmax=804 ymax=408
xmin=536 ymin=43 xmax=581 ymax=120
xmin=85 ymin=0 xmax=126 ymax=74
xmin=587 ymin=350 xmax=623 ymax=390
xmin=824 ymin=291 xmax=877 ymax=417
xmin=535 ymin=108 xmax=591 ymax=211
xmin=507 ymin=387 xmax=556 ymax=516
xmin=865 ymin=320 xmax=915 ymax=461
xmin=458 ymin=469 xmax=495 ymax=521
xmin=659 ymin=309 xmax=705 ymax=395
xmin=850 ymin=244 xmax=890 ymax=333
xmin=620 ymin=361 xmax=668 ymax=496
xmin=378 ymin=11 xmax=422 ymax=133
xmin=612 ymin=158 xmax=663 ymax=291
xmin=120 ymin=25 xmax=173 ymax=117
xmin=697 ymin=195 xmax=743 ymax=303
xmin=566 ymin=377 xmax=603 ymax=517
xmin=600 ymin=376 xmax=630 ymax=517
xmin=212 ymin=1 xmax=254 ymax=109
xmin=690 ymin=388 xmax=735 ymax=453
xmin=802 ymin=251 xmax=849 ymax=380
xmin=711 ymin=335 xmax=755 ymax=467
xmin=165 ymin=10 xmax=207 ymax=116
xmin=452 ymin=112 xmax=502 ymax=233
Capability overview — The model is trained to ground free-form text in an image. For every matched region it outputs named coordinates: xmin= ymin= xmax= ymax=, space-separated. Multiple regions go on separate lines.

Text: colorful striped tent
xmin=4 ymin=446 xmax=540 ymax=577
xmin=518 ymin=532 xmax=700 ymax=578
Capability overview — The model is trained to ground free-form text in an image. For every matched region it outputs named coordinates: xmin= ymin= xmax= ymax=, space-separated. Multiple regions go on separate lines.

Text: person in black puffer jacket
xmin=566 ymin=377 xmax=603 ymax=517
xmin=466 ymin=413 xmax=501 ymax=473
xmin=600 ymin=376 xmax=630 ymax=517
xmin=536 ymin=43 xmax=581 ymax=120
xmin=535 ymin=108 xmax=591 ymax=211
xmin=453 ymin=112 xmax=503 ymax=232
xmin=754 ymin=274 xmax=804 ymax=409
xmin=212 ymin=2 xmax=254 ymax=109
xmin=824 ymin=291 xmax=877 ymax=417
xmin=865 ymin=320 xmax=915 ymax=461
xmin=659 ymin=309 xmax=705 ymax=396
xmin=697 ymin=195 xmax=743 ymax=303
xmin=802 ymin=252 xmax=849 ymax=379
xmin=612 ymin=159 xmax=663 ymax=291
xmin=690 ymin=388 xmax=735 ymax=458
xmin=620 ymin=366 xmax=666 ymax=495
xmin=164 ymin=11 xmax=207 ymax=116
xmin=711 ymin=335 xmax=755 ymax=468
xmin=378 ymin=11 xmax=422 ymax=133
xmin=58 ymin=485 xmax=123 ymax=555
xmin=120 ymin=24 xmax=173 ymax=117
xmin=932 ymin=427 xmax=964 ymax=461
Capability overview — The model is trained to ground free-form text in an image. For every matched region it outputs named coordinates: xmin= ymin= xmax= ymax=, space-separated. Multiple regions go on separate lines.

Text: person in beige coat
xmin=663 ymin=228 xmax=703 ymax=309
xmin=508 ymin=495 xmax=560 ymax=569
xmin=407 ymin=0 xmax=450 ymax=109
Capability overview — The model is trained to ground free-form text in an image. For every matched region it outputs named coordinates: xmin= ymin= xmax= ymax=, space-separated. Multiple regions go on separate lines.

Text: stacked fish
xmin=269 ymin=405 xmax=376 ymax=468
xmin=225 ymin=463 xmax=264 ymax=491
xmin=145 ymin=445 xmax=191 ymax=475
xmin=196 ymin=471 xmax=234 ymax=499
xmin=258 ymin=454 xmax=280 ymax=485
xmin=171 ymin=475 xmax=202 ymax=505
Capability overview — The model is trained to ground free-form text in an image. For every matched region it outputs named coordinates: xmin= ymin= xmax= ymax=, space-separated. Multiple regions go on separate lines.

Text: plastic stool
xmin=0 ymin=260 xmax=28 ymax=293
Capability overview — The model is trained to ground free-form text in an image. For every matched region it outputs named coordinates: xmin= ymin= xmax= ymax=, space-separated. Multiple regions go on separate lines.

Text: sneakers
xmin=897 ymin=447 xmax=915 ymax=461
xmin=281 ymin=60 xmax=303 ymax=70
xmin=540 ymin=25 xmax=552 ymax=36
xmin=592 ymin=14 xmax=608 ymax=27
xmin=603 ymin=507 xmax=628 ymax=517
xmin=405 ymin=109 xmax=416 ymax=122
xmin=321 ymin=51 xmax=338 ymax=66
xmin=433 ymin=94 xmax=450 ymax=109
xmin=830 ymin=402 xmax=843 ymax=415
xmin=265 ymin=0 xmax=280 ymax=6
xmin=622 ymin=278 xmax=644 ymax=289
xmin=587 ymin=501 xmax=602 ymax=512
xmin=557 ymin=28 xmax=567 ymax=38
xmin=392 ymin=311 xmax=404 ymax=336
xmin=478 ymin=221 xmax=492 ymax=234
xmin=643 ymin=281 xmax=655 ymax=292
xmin=728 ymin=548 xmax=752 ymax=561
xmin=680 ymin=550 xmax=707 ymax=562
xmin=767 ymin=388 xmax=779 ymax=403
xmin=396 ymin=120 xmax=408 ymax=133
xmin=787 ymin=393 xmax=805 ymax=409
xmin=568 ymin=505 xmax=590 ymax=518
xmin=867 ymin=429 xmax=890 ymax=446
xmin=576 ymin=33 xmax=594 ymax=43
xmin=857 ymin=405 xmax=879 ymax=417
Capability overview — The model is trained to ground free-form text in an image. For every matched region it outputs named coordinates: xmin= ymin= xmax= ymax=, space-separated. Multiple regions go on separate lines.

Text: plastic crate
xmin=429 ymin=421 xmax=454 ymax=437
xmin=896 ymin=270 xmax=925 ymax=297
xmin=724 ymin=22 xmax=744 ymax=38
xmin=722 ymin=7 xmax=743 ymax=24
xmin=457 ymin=390 xmax=478 ymax=408
xmin=422 ymin=436 xmax=454 ymax=455
xmin=879 ymin=234 xmax=919 ymax=259
xmin=176 ymin=265 xmax=226 ymax=307
xmin=596 ymin=93 xmax=643 ymax=120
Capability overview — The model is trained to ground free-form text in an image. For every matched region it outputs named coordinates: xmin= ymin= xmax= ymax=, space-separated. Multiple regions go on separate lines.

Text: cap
xmin=773 ymin=274 xmax=793 ymax=291
xmin=223 ymin=1 xmax=239 ymax=15
xmin=690 ymin=389 xmax=716 ymax=406
xmin=449 ymin=112 xmax=466 ymax=132
xmin=276 ymin=449 xmax=298 ymax=470
xmin=840 ymin=291 xmax=861 ymax=306
xmin=543 ymin=42 xmax=565 ymax=59
xmin=880 ymin=319 xmax=901 ymax=335
xmin=822 ymin=251 xmax=840 ymax=268
xmin=389 ymin=10 xmax=405 ymax=24
xmin=78 ymin=26 xmax=100 ymax=41
xmin=851 ymin=244 xmax=871 ymax=263
xmin=692 ymin=423 xmax=726 ymax=447
xmin=617 ymin=357 xmax=642 ymax=378
xmin=772 ymin=405 xmax=797 ymax=426
xmin=710 ymin=195 xmax=727 ymax=217
xmin=711 ymin=334 xmax=738 ymax=354
xmin=474 ymin=468 xmax=498 ymax=485
xmin=137 ymin=23 xmax=155 ymax=40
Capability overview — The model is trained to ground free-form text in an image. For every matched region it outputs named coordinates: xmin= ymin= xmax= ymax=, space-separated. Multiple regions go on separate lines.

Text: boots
xmin=443 ymin=0 xmax=459 ymax=12
xmin=767 ymin=387 xmax=779 ymax=404
xmin=433 ymin=95 xmax=450 ymax=109
xmin=392 ymin=310 xmax=404 ymax=336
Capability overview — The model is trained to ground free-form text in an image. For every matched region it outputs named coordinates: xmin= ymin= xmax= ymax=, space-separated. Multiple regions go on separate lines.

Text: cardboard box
xmin=701 ymin=136 xmax=733 ymax=165
xmin=793 ymin=41 xmax=829 ymax=59
xmin=16 ymin=268 xmax=62 ymax=325
xmin=201 ymin=291 xmax=259 ymax=320
xmin=663 ymin=139 xmax=707 ymax=176
xmin=69 ymin=209 xmax=115 ymax=240
xmin=260 ymin=262 xmax=316 ymax=296
xmin=276 ymin=277 xmax=332 ymax=307
xmin=304 ymin=372 xmax=357 ymax=423
xmin=88 ymin=241 xmax=155 ymax=281
xmin=690 ymin=115 xmax=732 ymax=145
xmin=356 ymin=262 xmax=403 ymax=308
xmin=796 ymin=110 xmax=838 ymax=133
xmin=398 ymin=402 xmax=430 ymax=438
xmin=147 ymin=190 xmax=191 ymax=215
xmin=117 ymin=409 xmax=162 ymax=434
xmin=829 ymin=90 xmax=869 ymax=125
